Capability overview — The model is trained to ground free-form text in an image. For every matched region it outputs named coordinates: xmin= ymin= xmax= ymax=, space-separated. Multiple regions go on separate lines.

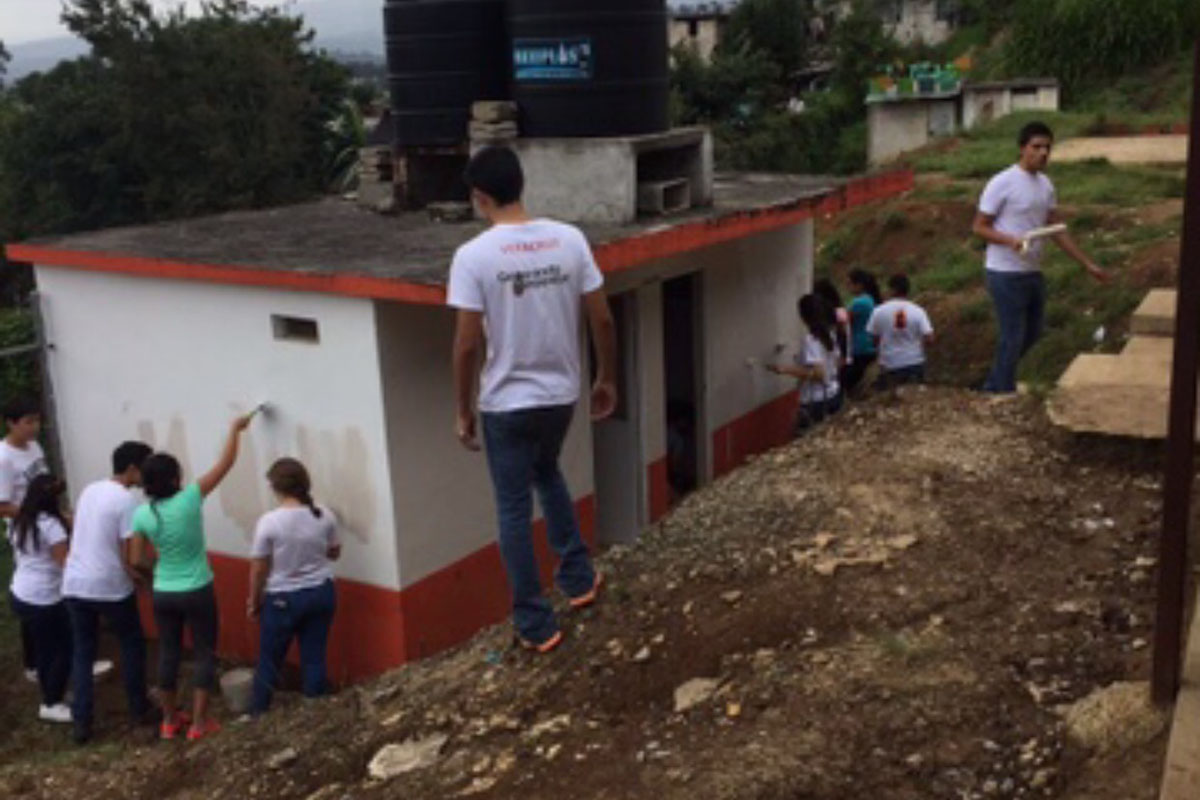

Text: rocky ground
xmin=0 ymin=388 xmax=1175 ymax=799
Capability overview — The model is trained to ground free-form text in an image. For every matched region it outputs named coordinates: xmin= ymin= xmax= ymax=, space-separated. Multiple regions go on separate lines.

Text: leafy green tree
xmin=724 ymin=0 xmax=815 ymax=78
xmin=0 ymin=0 xmax=350 ymax=240
xmin=0 ymin=40 xmax=9 ymax=89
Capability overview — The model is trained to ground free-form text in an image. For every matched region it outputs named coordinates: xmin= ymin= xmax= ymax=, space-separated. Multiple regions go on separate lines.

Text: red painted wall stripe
xmin=134 ymin=497 xmax=595 ymax=682
xmin=647 ymin=457 xmax=670 ymax=523
xmin=4 ymin=170 xmax=914 ymax=305
xmin=711 ymin=390 xmax=799 ymax=478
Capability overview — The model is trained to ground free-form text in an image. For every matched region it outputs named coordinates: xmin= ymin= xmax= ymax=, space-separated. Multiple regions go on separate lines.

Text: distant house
xmin=667 ymin=0 xmax=962 ymax=62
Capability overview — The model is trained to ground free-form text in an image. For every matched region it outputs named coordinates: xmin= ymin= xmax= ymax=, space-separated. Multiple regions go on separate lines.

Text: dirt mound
xmin=0 ymin=390 xmax=1168 ymax=800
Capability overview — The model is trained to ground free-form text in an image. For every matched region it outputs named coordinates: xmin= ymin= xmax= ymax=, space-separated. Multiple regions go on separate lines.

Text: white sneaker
xmin=38 ymin=703 xmax=72 ymax=723
xmin=92 ymin=659 xmax=114 ymax=678
xmin=23 ymin=668 xmax=37 ymax=683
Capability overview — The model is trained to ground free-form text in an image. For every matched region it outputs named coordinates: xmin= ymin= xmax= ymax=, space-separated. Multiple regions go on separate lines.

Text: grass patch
xmin=1053 ymin=162 xmax=1186 ymax=206
xmin=914 ymin=241 xmax=984 ymax=294
xmin=910 ymin=111 xmax=1094 ymax=178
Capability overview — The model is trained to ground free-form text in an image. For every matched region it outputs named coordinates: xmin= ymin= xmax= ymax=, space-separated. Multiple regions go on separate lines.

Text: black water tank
xmin=509 ymin=0 xmax=670 ymax=138
xmin=385 ymin=0 xmax=509 ymax=146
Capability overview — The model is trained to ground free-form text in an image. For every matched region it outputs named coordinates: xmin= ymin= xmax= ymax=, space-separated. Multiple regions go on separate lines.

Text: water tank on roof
xmin=509 ymin=0 xmax=670 ymax=137
xmin=384 ymin=0 xmax=510 ymax=146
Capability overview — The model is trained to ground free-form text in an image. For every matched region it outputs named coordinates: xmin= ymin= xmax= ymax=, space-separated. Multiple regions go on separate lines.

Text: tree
xmin=0 ymin=0 xmax=351 ymax=239
xmin=0 ymin=39 xmax=9 ymax=89
xmin=724 ymin=0 xmax=815 ymax=79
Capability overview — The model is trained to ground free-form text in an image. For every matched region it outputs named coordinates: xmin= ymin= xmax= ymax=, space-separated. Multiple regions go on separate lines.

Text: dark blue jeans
xmin=983 ymin=270 xmax=1046 ymax=393
xmin=876 ymin=363 xmax=927 ymax=390
xmin=481 ymin=404 xmax=596 ymax=644
xmin=252 ymin=579 xmax=336 ymax=714
xmin=66 ymin=594 xmax=149 ymax=734
xmin=9 ymin=592 xmax=72 ymax=707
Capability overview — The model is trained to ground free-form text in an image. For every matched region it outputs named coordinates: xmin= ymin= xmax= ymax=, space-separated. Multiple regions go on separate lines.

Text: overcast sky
xmin=3 ymin=1 xmax=291 ymax=44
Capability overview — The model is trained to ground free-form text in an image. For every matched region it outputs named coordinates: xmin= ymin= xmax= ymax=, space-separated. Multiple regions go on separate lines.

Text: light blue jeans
xmin=481 ymin=404 xmax=596 ymax=644
xmin=983 ymin=270 xmax=1045 ymax=393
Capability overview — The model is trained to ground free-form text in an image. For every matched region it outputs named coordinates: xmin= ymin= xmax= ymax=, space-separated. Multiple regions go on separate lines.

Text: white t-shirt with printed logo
xmin=0 ymin=439 xmax=47 ymax=508
xmin=795 ymin=334 xmax=841 ymax=405
xmin=978 ymin=164 xmax=1057 ymax=274
xmin=447 ymin=219 xmax=605 ymax=413
xmin=62 ymin=479 xmax=140 ymax=601
xmin=867 ymin=299 xmax=934 ymax=371
xmin=9 ymin=513 xmax=68 ymax=606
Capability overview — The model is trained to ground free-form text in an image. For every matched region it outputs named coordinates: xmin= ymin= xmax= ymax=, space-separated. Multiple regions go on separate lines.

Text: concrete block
xmin=469 ymin=120 xmax=519 ymax=142
xmin=512 ymin=127 xmax=712 ymax=225
xmin=637 ymin=179 xmax=691 ymax=216
xmin=471 ymin=101 xmax=518 ymax=124
xmin=1132 ymin=289 xmax=1177 ymax=336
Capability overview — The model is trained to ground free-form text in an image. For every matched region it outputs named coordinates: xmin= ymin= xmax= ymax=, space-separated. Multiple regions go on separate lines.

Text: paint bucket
xmin=220 ymin=668 xmax=254 ymax=715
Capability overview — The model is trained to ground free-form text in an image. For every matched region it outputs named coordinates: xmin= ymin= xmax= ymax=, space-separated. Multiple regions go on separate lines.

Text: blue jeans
xmin=66 ymin=594 xmax=149 ymax=736
xmin=252 ymin=579 xmax=336 ymax=714
xmin=876 ymin=362 xmax=927 ymax=390
xmin=481 ymin=404 xmax=596 ymax=644
xmin=9 ymin=592 xmax=72 ymax=707
xmin=983 ymin=270 xmax=1045 ymax=393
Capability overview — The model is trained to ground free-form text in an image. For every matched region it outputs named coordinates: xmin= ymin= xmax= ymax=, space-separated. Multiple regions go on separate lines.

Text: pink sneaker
xmin=186 ymin=717 xmax=221 ymax=742
xmin=568 ymin=572 xmax=605 ymax=609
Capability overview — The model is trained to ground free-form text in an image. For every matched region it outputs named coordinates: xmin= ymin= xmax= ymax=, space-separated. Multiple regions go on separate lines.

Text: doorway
xmin=662 ymin=273 xmax=704 ymax=504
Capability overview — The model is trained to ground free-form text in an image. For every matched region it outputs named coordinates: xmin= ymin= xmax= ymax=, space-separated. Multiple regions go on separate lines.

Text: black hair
xmin=848 ymin=268 xmax=883 ymax=304
xmin=463 ymin=146 xmax=525 ymax=206
xmin=797 ymin=293 xmax=836 ymax=353
xmin=141 ymin=453 xmax=182 ymax=527
xmin=11 ymin=473 xmax=65 ymax=554
xmin=2 ymin=395 xmax=39 ymax=425
xmin=813 ymin=279 xmax=844 ymax=310
xmin=266 ymin=457 xmax=323 ymax=519
xmin=888 ymin=273 xmax=911 ymax=297
xmin=112 ymin=441 xmax=153 ymax=475
xmin=1018 ymin=121 xmax=1054 ymax=148
xmin=812 ymin=279 xmax=847 ymax=357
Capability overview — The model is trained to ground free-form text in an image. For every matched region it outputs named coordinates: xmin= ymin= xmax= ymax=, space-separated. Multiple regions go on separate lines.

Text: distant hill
xmin=5 ymin=0 xmax=384 ymax=80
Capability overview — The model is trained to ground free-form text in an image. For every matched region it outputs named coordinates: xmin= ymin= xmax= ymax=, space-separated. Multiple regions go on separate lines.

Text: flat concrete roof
xmin=7 ymin=170 xmax=913 ymax=305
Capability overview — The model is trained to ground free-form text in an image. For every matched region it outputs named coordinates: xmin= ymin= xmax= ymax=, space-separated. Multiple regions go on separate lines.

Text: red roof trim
xmin=4 ymin=170 xmax=913 ymax=306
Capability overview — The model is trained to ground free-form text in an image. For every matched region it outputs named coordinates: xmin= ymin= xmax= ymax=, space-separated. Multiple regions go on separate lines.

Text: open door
xmin=663 ymin=273 xmax=704 ymax=504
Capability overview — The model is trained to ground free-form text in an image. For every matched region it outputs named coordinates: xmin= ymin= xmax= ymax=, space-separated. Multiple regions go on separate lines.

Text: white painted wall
xmin=699 ymin=224 xmax=812 ymax=434
xmin=962 ymin=83 xmax=1060 ymax=130
xmin=34 ymin=267 xmax=400 ymax=589
xmin=668 ymin=17 xmax=723 ymax=62
xmin=868 ymin=98 xmax=958 ymax=165
xmin=374 ymin=301 xmax=596 ymax=587
xmin=885 ymin=0 xmax=954 ymax=45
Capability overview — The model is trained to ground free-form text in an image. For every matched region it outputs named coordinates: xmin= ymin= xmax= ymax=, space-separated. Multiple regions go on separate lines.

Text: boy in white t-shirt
xmin=972 ymin=120 xmax=1109 ymax=393
xmin=867 ymin=274 xmax=935 ymax=389
xmin=0 ymin=396 xmax=49 ymax=683
xmin=448 ymin=146 xmax=618 ymax=653
xmin=63 ymin=441 xmax=155 ymax=744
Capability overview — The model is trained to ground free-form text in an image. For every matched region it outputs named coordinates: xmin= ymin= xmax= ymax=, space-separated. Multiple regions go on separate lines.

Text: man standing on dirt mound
xmin=973 ymin=121 xmax=1110 ymax=393
xmin=449 ymin=146 xmax=617 ymax=653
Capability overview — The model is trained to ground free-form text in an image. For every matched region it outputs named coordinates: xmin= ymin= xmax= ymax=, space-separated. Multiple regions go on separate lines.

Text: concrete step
xmin=1050 ymin=350 xmax=1183 ymax=439
xmin=1120 ymin=334 xmax=1175 ymax=363
xmin=1131 ymin=289 xmax=1178 ymax=336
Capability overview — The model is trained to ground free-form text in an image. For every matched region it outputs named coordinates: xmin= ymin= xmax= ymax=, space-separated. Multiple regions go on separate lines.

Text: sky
xmin=2 ymin=1 xmax=283 ymax=44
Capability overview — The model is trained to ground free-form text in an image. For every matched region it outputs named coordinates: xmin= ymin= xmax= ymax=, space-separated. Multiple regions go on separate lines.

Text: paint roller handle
xmin=232 ymin=412 xmax=255 ymax=432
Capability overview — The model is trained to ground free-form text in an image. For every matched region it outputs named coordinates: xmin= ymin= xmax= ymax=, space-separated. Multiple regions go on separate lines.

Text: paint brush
xmin=249 ymin=401 xmax=273 ymax=420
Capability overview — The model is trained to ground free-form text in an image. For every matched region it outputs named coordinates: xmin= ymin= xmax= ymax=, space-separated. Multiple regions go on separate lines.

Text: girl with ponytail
xmin=247 ymin=457 xmax=341 ymax=714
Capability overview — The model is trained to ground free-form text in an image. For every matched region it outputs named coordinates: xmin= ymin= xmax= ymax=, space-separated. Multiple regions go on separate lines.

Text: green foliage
xmin=670 ymin=41 xmax=784 ymax=126
xmin=0 ymin=309 xmax=39 ymax=404
xmin=1005 ymin=0 xmax=1197 ymax=99
xmin=0 ymin=0 xmax=350 ymax=240
xmin=724 ymin=0 xmax=814 ymax=78
xmin=0 ymin=39 xmax=8 ymax=89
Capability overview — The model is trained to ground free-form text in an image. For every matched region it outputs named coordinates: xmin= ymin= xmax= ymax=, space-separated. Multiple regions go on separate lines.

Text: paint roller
xmin=248 ymin=401 xmax=274 ymax=420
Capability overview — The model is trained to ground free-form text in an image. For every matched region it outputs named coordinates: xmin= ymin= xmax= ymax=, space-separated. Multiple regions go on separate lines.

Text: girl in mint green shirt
xmin=130 ymin=413 xmax=252 ymax=742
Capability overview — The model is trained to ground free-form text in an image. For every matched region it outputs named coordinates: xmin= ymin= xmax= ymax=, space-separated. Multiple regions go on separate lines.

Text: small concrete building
xmin=668 ymin=1 xmax=731 ymax=62
xmin=961 ymin=79 xmax=1061 ymax=131
xmin=6 ymin=165 xmax=910 ymax=681
xmin=880 ymin=0 xmax=958 ymax=46
xmin=867 ymin=91 xmax=960 ymax=167
xmin=868 ymin=78 xmax=1061 ymax=166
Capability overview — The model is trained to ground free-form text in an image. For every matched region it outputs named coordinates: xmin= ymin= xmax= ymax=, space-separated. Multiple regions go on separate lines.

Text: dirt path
xmin=0 ymin=390 xmax=1173 ymax=799
xmin=1054 ymin=136 xmax=1188 ymax=165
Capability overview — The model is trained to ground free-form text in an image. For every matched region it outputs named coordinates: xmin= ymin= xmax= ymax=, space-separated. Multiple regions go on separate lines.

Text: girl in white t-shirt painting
xmin=766 ymin=294 xmax=844 ymax=435
xmin=247 ymin=458 xmax=341 ymax=715
xmin=7 ymin=474 xmax=73 ymax=723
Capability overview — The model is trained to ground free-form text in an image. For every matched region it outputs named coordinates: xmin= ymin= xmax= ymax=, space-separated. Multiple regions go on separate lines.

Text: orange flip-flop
xmin=518 ymin=629 xmax=564 ymax=654
xmin=568 ymin=571 xmax=605 ymax=609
